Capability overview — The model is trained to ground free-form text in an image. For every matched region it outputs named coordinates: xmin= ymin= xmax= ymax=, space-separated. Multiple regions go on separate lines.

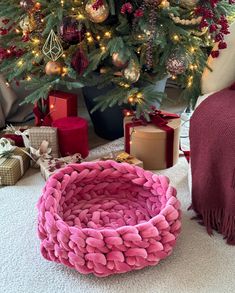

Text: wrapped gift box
xmin=3 ymin=125 xmax=30 ymax=147
xmin=49 ymin=90 xmax=77 ymax=122
xmin=29 ymin=127 xmax=59 ymax=158
xmin=124 ymin=112 xmax=181 ymax=170
xmin=0 ymin=148 xmax=30 ymax=185
xmin=52 ymin=117 xmax=89 ymax=158
xmin=40 ymin=154 xmax=82 ymax=180
xmin=90 ymin=151 xmax=143 ymax=168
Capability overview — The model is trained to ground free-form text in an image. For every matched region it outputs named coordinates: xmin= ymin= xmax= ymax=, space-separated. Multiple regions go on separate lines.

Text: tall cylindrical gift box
xmin=124 ymin=115 xmax=181 ymax=170
xmin=52 ymin=117 xmax=89 ymax=158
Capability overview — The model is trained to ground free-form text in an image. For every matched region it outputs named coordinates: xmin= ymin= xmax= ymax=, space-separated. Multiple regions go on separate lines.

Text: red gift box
xmin=49 ymin=91 xmax=77 ymax=122
xmin=52 ymin=117 xmax=89 ymax=158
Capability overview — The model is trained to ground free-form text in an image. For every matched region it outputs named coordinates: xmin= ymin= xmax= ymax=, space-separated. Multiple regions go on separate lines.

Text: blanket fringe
xmin=191 ymin=206 xmax=235 ymax=245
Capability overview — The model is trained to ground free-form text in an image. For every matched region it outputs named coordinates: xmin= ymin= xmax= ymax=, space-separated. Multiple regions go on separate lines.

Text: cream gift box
xmin=124 ymin=112 xmax=181 ymax=170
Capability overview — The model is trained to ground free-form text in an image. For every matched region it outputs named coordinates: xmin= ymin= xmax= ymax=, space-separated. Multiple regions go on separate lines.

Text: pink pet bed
xmin=37 ymin=161 xmax=181 ymax=277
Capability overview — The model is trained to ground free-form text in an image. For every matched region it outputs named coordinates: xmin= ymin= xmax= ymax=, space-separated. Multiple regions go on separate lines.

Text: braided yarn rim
xmin=37 ymin=160 xmax=181 ymax=277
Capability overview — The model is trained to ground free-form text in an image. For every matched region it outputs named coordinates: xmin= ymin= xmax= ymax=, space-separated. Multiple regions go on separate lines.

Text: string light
xmin=100 ymin=45 xmax=106 ymax=52
xmin=104 ymin=31 xmax=111 ymax=38
xmin=17 ymin=60 xmax=23 ymax=67
xmin=173 ymin=34 xmax=179 ymax=41
xmin=26 ymin=75 xmax=32 ymax=81
xmin=190 ymin=47 xmax=196 ymax=53
xmin=87 ymin=36 xmax=93 ymax=43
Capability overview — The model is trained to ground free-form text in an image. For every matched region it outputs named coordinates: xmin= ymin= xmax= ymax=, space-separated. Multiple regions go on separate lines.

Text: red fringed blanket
xmin=190 ymin=88 xmax=235 ymax=245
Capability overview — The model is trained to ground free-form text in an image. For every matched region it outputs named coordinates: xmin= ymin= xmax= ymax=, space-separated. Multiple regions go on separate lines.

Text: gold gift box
xmin=0 ymin=148 xmax=30 ymax=186
xmin=91 ymin=151 xmax=143 ymax=168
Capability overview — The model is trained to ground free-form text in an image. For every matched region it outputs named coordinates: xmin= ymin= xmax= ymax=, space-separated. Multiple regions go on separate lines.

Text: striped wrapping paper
xmin=0 ymin=148 xmax=30 ymax=185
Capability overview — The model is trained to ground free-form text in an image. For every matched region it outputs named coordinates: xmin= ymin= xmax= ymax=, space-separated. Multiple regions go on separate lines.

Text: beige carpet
xmin=0 ymin=139 xmax=235 ymax=293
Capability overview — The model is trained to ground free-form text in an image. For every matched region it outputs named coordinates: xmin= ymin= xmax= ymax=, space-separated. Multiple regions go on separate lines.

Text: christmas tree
xmin=0 ymin=0 xmax=234 ymax=116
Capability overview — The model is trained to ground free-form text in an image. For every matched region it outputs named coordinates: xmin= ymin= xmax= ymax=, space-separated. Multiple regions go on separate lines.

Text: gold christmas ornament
xmin=85 ymin=0 xmax=109 ymax=23
xmin=112 ymin=52 xmax=128 ymax=68
xmin=42 ymin=30 xmax=64 ymax=61
xmin=19 ymin=15 xmax=35 ymax=33
xmin=45 ymin=61 xmax=63 ymax=75
xmin=123 ymin=62 xmax=140 ymax=83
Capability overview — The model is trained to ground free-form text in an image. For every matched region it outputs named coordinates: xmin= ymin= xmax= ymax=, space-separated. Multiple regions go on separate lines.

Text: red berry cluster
xmin=195 ymin=0 xmax=235 ymax=58
xmin=0 ymin=19 xmax=24 ymax=61
xmin=0 ymin=46 xmax=24 ymax=61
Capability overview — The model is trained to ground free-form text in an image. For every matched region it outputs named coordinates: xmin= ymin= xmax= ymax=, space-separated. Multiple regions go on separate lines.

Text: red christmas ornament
xmin=71 ymin=48 xmax=89 ymax=75
xmin=59 ymin=17 xmax=86 ymax=45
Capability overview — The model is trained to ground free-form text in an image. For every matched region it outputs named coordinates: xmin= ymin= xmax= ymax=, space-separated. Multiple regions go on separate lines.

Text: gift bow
xmin=0 ymin=138 xmax=16 ymax=158
xmin=30 ymin=140 xmax=52 ymax=166
xmin=33 ymin=104 xmax=52 ymax=127
xmin=5 ymin=124 xmax=30 ymax=148
xmin=125 ymin=110 xmax=180 ymax=168
xmin=0 ymin=138 xmax=24 ymax=175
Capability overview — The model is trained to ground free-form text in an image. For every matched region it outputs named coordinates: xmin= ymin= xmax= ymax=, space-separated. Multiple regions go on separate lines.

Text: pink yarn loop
xmin=37 ymin=160 xmax=181 ymax=277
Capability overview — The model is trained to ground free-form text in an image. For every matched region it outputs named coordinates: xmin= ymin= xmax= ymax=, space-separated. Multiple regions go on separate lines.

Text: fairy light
xmin=5 ymin=82 xmax=10 ymax=87
xmin=190 ymin=47 xmax=196 ymax=53
xmin=100 ymin=45 xmax=106 ymax=52
xmin=32 ymin=38 xmax=40 ymax=45
xmin=77 ymin=14 xmax=85 ymax=20
xmin=62 ymin=53 xmax=66 ymax=58
xmin=173 ymin=34 xmax=179 ymax=41
xmin=87 ymin=36 xmax=93 ymax=43
xmin=17 ymin=60 xmax=23 ymax=67
xmin=189 ymin=64 xmax=194 ymax=70
xmin=26 ymin=75 xmax=32 ymax=81
xmin=171 ymin=75 xmax=177 ymax=80
xmin=187 ymin=75 xmax=193 ymax=87
xmin=62 ymin=67 xmax=68 ymax=76
xmin=96 ymin=35 xmax=101 ymax=41
xmin=15 ymin=28 xmax=20 ymax=34
xmin=104 ymin=31 xmax=111 ymax=38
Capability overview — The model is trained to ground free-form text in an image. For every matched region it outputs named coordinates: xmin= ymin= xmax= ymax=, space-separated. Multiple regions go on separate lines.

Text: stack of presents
xmin=0 ymin=90 xmax=182 ymax=186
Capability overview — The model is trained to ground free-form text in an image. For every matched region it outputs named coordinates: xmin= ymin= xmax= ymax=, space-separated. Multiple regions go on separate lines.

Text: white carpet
xmin=0 ymin=139 xmax=235 ymax=293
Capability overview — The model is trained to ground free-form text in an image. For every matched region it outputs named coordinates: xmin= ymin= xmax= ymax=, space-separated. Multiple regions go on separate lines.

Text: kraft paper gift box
xmin=40 ymin=153 xmax=82 ymax=180
xmin=29 ymin=127 xmax=59 ymax=158
xmin=124 ymin=112 xmax=181 ymax=170
xmin=0 ymin=147 xmax=30 ymax=186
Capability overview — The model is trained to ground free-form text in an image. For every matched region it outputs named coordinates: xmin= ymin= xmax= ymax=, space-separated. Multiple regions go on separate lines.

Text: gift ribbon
xmin=0 ymin=138 xmax=25 ymax=180
xmin=125 ymin=110 xmax=180 ymax=168
xmin=33 ymin=104 xmax=52 ymax=127
xmin=5 ymin=124 xmax=30 ymax=148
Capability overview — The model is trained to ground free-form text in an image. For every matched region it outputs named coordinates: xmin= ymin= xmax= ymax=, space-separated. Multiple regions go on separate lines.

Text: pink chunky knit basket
xmin=37 ymin=161 xmax=181 ymax=277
